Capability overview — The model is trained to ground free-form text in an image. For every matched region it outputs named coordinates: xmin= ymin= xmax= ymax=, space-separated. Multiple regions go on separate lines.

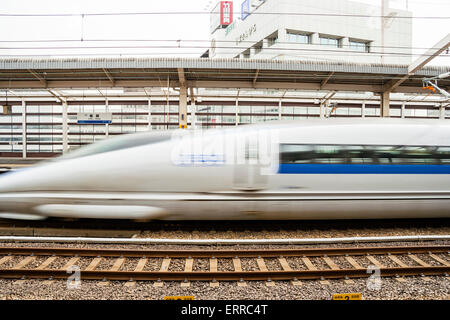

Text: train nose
xmin=0 ymin=169 xmax=28 ymax=193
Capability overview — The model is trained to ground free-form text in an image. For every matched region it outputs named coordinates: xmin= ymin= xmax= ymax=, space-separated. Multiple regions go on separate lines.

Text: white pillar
xmin=278 ymin=100 xmax=282 ymax=120
xmin=311 ymin=33 xmax=319 ymax=45
xmin=179 ymin=86 xmax=188 ymax=129
xmin=62 ymin=101 xmax=68 ymax=154
xmin=361 ymin=102 xmax=365 ymax=118
xmin=21 ymin=100 xmax=26 ymax=158
xmin=401 ymin=103 xmax=406 ymax=119
xmin=148 ymin=98 xmax=152 ymax=130
xmin=235 ymin=99 xmax=239 ymax=126
xmin=440 ymin=104 xmax=445 ymax=119
xmin=105 ymin=98 xmax=109 ymax=138
xmin=320 ymin=103 xmax=325 ymax=119
xmin=278 ymin=28 xmax=287 ymax=42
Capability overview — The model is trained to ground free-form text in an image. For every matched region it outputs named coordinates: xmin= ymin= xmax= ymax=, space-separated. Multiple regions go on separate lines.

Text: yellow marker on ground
xmin=164 ymin=296 xmax=195 ymax=300
xmin=332 ymin=293 xmax=362 ymax=300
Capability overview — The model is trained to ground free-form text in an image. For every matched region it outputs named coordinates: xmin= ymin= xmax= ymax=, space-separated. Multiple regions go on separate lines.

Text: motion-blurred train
xmin=0 ymin=119 xmax=449 ymax=220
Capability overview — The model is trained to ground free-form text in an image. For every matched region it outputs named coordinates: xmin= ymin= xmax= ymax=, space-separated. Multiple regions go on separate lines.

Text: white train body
xmin=0 ymin=119 xmax=449 ymax=220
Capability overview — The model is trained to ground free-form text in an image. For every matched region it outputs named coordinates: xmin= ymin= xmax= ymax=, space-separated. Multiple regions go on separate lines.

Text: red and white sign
xmin=220 ymin=1 xmax=233 ymax=26
xmin=210 ymin=1 xmax=233 ymax=33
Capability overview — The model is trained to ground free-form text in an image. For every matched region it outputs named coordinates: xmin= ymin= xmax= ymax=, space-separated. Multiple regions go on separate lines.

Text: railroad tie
xmin=323 ymin=256 xmax=354 ymax=284
xmin=302 ymin=257 xmax=329 ymax=284
xmin=428 ymin=253 xmax=450 ymax=267
xmin=43 ymin=256 xmax=68 ymax=285
xmin=0 ymin=256 xmax=11 ymax=267
xmin=257 ymin=257 xmax=274 ymax=287
xmin=209 ymin=258 xmax=219 ymax=288
xmin=345 ymin=256 xmax=363 ymax=270
xmin=36 ymin=257 xmax=57 ymax=270
xmin=233 ymin=257 xmax=247 ymax=287
xmin=14 ymin=256 xmax=36 ymax=269
xmin=85 ymin=257 xmax=103 ymax=271
xmin=98 ymin=257 xmax=126 ymax=286
xmin=408 ymin=254 xmax=432 ymax=281
xmin=181 ymin=258 xmax=194 ymax=288
xmin=13 ymin=255 xmax=36 ymax=284
xmin=62 ymin=257 xmax=80 ymax=271
xmin=154 ymin=258 xmax=171 ymax=287
xmin=366 ymin=255 xmax=384 ymax=269
xmin=387 ymin=255 xmax=408 ymax=282
xmin=278 ymin=257 xmax=301 ymax=286
xmin=125 ymin=258 xmax=147 ymax=288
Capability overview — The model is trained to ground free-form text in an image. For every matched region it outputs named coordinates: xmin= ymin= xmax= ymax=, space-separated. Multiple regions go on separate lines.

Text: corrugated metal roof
xmin=0 ymin=57 xmax=448 ymax=76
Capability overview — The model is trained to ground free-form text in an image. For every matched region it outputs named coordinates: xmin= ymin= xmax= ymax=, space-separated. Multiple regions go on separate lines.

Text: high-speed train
xmin=0 ymin=119 xmax=449 ymax=220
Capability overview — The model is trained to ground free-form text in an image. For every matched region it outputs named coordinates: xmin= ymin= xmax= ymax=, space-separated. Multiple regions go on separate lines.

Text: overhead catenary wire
xmin=0 ymin=11 xmax=448 ymax=19
xmin=0 ymin=45 xmax=449 ymax=58
xmin=0 ymin=38 xmax=447 ymax=52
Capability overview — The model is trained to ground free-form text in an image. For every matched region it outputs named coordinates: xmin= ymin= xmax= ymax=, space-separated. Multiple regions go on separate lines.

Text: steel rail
xmin=0 ymin=245 xmax=449 ymax=258
xmin=1 ymin=235 xmax=450 ymax=245
xmin=0 ymin=267 xmax=449 ymax=281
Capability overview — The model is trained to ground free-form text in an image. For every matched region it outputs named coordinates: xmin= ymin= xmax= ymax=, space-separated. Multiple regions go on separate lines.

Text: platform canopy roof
xmin=0 ymin=57 xmax=449 ymax=94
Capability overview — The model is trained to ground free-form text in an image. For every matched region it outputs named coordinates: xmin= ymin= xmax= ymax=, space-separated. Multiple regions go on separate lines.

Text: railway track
xmin=0 ymin=245 xmax=449 ymax=284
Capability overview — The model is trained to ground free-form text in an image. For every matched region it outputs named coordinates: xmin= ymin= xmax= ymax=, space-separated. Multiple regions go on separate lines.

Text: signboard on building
xmin=77 ymin=112 xmax=112 ymax=124
xmin=241 ymin=0 xmax=250 ymax=20
xmin=210 ymin=1 xmax=234 ymax=34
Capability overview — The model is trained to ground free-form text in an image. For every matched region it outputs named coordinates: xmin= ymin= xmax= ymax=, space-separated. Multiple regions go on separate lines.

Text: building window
xmin=287 ymin=32 xmax=310 ymax=44
xmin=320 ymin=36 xmax=340 ymax=48
xmin=349 ymin=40 xmax=369 ymax=52
xmin=267 ymin=35 xmax=278 ymax=47
xmin=254 ymin=41 xmax=263 ymax=55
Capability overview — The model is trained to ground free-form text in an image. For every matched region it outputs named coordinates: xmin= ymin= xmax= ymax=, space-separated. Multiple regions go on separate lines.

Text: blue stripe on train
xmin=278 ymin=163 xmax=450 ymax=174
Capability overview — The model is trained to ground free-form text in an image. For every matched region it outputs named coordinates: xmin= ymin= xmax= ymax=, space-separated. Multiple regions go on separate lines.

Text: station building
xmin=210 ymin=0 xmax=412 ymax=64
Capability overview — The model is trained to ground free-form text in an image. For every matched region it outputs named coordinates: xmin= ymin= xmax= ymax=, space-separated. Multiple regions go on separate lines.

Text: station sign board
xmin=210 ymin=1 xmax=234 ymax=34
xmin=77 ymin=112 xmax=112 ymax=124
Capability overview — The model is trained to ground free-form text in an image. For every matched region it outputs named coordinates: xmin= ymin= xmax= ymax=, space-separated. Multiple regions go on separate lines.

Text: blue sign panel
xmin=241 ymin=0 xmax=250 ymax=20
xmin=77 ymin=120 xmax=112 ymax=124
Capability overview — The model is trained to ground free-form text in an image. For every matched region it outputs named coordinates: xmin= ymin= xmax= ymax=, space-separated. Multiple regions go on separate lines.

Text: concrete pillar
xmin=401 ymin=103 xmax=406 ymax=119
xmin=361 ymin=102 xmax=366 ymax=118
xmin=278 ymin=28 xmax=287 ymax=42
xmin=278 ymin=100 xmax=282 ymax=120
xmin=21 ymin=100 xmax=26 ymax=158
xmin=440 ymin=104 xmax=445 ymax=119
xmin=311 ymin=33 xmax=319 ymax=45
xmin=148 ymin=98 xmax=152 ymax=130
xmin=105 ymin=98 xmax=109 ymax=138
xmin=191 ymin=99 xmax=196 ymax=129
xmin=320 ymin=103 xmax=325 ymax=119
xmin=380 ymin=91 xmax=390 ymax=118
xmin=341 ymin=37 xmax=349 ymax=48
xmin=62 ymin=101 xmax=68 ymax=154
xmin=179 ymin=86 xmax=188 ymax=129
xmin=235 ymin=99 xmax=239 ymax=126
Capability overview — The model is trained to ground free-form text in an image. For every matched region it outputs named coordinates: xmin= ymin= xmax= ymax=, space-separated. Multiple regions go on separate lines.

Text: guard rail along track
xmin=0 ymin=245 xmax=449 ymax=285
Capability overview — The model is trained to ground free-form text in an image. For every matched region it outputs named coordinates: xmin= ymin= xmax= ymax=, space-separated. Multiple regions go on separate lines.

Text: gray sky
xmin=0 ymin=0 xmax=448 ymax=65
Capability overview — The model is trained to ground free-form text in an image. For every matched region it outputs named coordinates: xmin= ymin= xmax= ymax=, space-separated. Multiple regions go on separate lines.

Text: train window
xmin=280 ymin=144 xmax=450 ymax=166
xmin=436 ymin=147 xmax=450 ymax=164
xmin=280 ymin=145 xmax=315 ymax=164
